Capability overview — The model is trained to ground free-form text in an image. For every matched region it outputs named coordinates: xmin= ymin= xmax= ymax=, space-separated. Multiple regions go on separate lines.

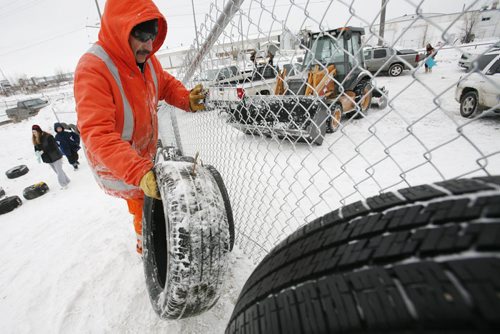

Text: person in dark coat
xmin=32 ymin=124 xmax=70 ymax=188
xmin=54 ymin=123 xmax=81 ymax=170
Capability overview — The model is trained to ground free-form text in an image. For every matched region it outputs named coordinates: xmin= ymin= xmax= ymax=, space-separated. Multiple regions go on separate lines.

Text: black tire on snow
xmin=5 ymin=165 xmax=29 ymax=179
xmin=226 ymin=176 xmax=500 ymax=334
xmin=23 ymin=182 xmax=50 ymax=200
xmin=205 ymin=165 xmax=235 ymax=251
xmin=143 ymin=159 xmax=231 ymax=319
xmin=326 ymin=103 xmax=343 ymax=134
xmin=0 ymin=196 xmax=22 ymax=215
xmin=353 ymin=80 xmax=372 ymax=119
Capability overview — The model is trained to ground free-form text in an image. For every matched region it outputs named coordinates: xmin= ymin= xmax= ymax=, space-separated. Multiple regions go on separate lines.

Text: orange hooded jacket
xmin=74 ymin=0 xmax=190 ymax=199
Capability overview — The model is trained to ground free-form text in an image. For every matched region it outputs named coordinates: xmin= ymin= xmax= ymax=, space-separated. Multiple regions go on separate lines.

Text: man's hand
xmin=189 ymin=84 xmax=206 ymax=112
xmin=139 ymin=170 xmax=161 ymax=199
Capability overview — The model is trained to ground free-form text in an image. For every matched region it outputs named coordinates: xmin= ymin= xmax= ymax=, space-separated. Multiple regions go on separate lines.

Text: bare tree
xmin=461 ymin=10 xmax=479 ymax=44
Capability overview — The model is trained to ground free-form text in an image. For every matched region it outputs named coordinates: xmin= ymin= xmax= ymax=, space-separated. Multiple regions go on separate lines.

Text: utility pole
xmin=378 ymin=0 xmax=388 ymax=46
xmin=191 ymin=0 xmax=200 ymax=50
xmin=94 ymin=0 xmax=102 ymax=20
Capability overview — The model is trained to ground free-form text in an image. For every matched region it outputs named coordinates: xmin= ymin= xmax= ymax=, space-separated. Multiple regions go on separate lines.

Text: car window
xmin=363 ymin=50 xmax=371 ymax=60
xmin=488 ymin=59 xmax=500 ymax=74
xmin=373 ymin=49 xmax=386 ymax=59
xmin=472 ymin=54 xmax=496 ymax=71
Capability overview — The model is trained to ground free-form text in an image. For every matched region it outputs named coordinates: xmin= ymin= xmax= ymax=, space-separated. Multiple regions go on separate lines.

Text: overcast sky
xmin=0 ymin=0 xmax=488 ymax=81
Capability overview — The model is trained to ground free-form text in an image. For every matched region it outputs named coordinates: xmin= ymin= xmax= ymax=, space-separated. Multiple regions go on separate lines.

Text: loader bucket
xmin=227 ymin=95 xmax=328 ymax=145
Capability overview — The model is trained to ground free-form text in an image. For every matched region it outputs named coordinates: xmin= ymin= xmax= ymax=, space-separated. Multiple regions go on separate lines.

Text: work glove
xmin=139 ymin=170 xmax=161 ymax=200
xmin=189 ymin=84 xmax=206 ymax=112
xmin=35 ymin=151 xmax=42 ymax=163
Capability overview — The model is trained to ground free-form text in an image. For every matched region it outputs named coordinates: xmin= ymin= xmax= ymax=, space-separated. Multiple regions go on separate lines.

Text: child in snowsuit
xmin=54 ymin=123 xmax=81 ymax=170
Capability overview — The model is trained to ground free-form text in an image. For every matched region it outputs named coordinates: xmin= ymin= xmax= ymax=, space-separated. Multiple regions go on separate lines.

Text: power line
xmin=0 ymin=27 xmax=85 ymax=58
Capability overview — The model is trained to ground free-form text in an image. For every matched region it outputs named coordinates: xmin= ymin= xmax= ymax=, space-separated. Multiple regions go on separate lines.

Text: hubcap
xmin=391 ymin=66 xmax=402 ymax=76
xmin=462 ymin=96 xmax=476 ymax=115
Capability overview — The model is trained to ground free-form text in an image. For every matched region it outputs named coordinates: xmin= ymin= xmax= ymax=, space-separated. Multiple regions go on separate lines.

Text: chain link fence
xmin=158 ymin=0 xmax=500 ymax=263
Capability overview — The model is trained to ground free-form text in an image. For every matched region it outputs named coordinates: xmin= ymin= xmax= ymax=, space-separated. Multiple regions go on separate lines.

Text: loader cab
xmin=303 ymin=27 xmax=365 ymax=87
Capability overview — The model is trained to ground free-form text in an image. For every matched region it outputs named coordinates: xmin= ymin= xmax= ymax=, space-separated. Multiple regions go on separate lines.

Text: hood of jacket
xmin=54 ymin=122 xmax=64 ymax=132
xmin=98 ymin=0 xmax=167 ymax=71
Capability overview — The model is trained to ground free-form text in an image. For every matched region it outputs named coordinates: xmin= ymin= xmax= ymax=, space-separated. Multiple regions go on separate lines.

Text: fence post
xmin=168 ymin=0 xmax=246 ymax=155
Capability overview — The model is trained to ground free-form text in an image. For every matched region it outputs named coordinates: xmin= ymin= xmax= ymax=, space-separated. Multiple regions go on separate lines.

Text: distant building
xmin=366 ymin=6 xmax=500 ymax=49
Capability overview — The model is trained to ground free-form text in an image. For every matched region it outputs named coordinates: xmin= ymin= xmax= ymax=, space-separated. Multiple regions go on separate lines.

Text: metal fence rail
xmin=159 ymin=0 xmax=500 ymax=263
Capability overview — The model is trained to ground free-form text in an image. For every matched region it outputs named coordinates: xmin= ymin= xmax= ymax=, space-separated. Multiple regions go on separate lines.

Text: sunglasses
xmin=132 ymin=30 xmax=157 ymax=42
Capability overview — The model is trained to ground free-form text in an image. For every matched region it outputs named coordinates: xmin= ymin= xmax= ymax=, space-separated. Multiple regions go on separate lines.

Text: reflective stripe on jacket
xmin=74 ymin=0 xmax=191 ymax=199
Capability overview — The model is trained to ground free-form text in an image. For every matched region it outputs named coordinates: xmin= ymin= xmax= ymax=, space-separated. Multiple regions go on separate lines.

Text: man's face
xmin=56 ymin=127 xmax=63 ymax=132
xmin=129 ymin=34 xmax=154 ymax=64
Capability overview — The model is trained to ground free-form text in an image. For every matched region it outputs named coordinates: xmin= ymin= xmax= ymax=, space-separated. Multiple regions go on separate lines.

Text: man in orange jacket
xmin=74 ymin=0 xmax=205 ymax=254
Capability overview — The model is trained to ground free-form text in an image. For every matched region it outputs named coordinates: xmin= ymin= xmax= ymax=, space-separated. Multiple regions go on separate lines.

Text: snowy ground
xmin=1 ymin=45 xmax=499 ymax=333
xmin=0 ymin=92 xmax=254 ymax=332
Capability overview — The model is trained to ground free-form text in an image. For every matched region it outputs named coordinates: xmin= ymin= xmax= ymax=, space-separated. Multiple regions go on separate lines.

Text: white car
xmin=455 ymin=50 xmax=500 ymax=118
xmin=458 ymin=41 xmax=500 ymax=71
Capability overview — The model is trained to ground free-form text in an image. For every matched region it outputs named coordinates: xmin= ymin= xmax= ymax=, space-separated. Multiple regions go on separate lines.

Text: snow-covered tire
xmin=143 ymin=160 xmax=231 ymax=319
xmin=23 ymin=182 xmax=49 ymax=200
xmin=205 ymin=165 xmax=235 ymax=250
xmin=0 ymin=196 xmax=22 ymax=215
xmin=5 ymin=165 xmax=29 ymax=179
xmin=226 ymin=176 xmax=500 ymax=333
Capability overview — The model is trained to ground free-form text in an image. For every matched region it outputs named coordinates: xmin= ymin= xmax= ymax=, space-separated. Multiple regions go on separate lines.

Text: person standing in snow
xmin=424 ymin=43 xmax=437 ymax=73
xmin=74 ymin=0 xmax=205 ymax=254
xmin=54 ymin=123 xmax=81 ymax=170
xmin=32 ymin=124 xmax=71 ymax=189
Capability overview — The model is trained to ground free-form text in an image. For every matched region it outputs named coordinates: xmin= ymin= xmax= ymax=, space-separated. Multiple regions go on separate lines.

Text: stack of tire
xmin=1 ymin=164 xmax=50 ymax=216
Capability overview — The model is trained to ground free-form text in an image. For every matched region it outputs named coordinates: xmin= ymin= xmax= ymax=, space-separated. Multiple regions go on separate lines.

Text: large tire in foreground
xmin=0 ymin=196 xmax=22 ymax=215
xmin=23 ymin=182 xmax=49 ymax=200
xmin=226 ymin=176 xmax=500 ymax=333
xmin=143 ymin=159 xmax=232 ymax=319
xmin=5 ymin=165 xmax=29 ymax=179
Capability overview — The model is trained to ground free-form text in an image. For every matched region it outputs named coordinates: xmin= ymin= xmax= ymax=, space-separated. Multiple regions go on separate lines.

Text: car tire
xmin=205 ymin=165 xmax=235 ymax=251
xmin=460 ymin=90 xmax=480 ymax=118
xmin=388 ymin=63 xmax=404 ymax=77
xmin=23 ymin=182 xmax=49 ymax=200
xmin=226 ymin=176 xmax=500 ymax=333
xmin=326 ymin=103 xmax=343 ymax=133
xmin=353 ymin=80 xmax=373 ymax=119
xmin=0 ymin=196 xmax=22 ymax=215
xmin=142 ymin=157 xmax=232 ymax=320
xmin=5 ymin=165 xmax=29 ymax=179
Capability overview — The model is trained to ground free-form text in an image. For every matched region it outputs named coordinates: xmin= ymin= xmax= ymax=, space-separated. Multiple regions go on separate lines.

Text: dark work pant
xmin=67 ymin=151 xmax=79 ymax=165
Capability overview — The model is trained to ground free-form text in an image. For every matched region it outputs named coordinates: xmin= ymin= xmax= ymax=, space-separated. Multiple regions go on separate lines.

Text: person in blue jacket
xmin=54 ymin=123 xmax=81 ymax=170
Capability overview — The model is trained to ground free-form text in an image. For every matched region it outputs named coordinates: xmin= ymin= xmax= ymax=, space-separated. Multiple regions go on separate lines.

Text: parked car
xmin=196 ymin=65 xmax=248 ymax=87
xmin=458 ymin=40 xmax=500 ymax=71
xmin=363 ymin=46 xmax=421 ymax=76
xmin=5 ymin=98 xmax=49 ymax=122
xmin=455 ymin=50 xmax=500 ymax=118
